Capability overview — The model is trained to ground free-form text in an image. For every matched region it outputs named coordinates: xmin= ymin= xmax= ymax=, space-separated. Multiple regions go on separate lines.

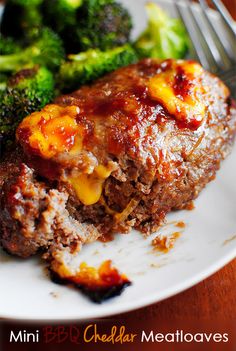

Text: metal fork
xmin=174 ymin=0 xmax=236 ymax=97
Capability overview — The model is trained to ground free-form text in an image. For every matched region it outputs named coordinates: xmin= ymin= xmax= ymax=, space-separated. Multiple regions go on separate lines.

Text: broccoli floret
xmin=0 ymin=28 xmax=65 ymax=73
xmin=0 ymin=66 xmax=54 ymax=140
xmin=57 ymin=44 xmax=137 ymax=92
xmin=76 ymin=0 xmax=132 ymax=52
xmin=134 ymin=3 xmax=189 ymax=60
xmin=42 ymin=0 xmax=83 ymax=34
xmin=0 ymin=36 xmax=21 ymax=55
xmin=1 ymin=0 xmax=43 ymax=40
xmin=43 ymin=0 xmax=132 ymax=53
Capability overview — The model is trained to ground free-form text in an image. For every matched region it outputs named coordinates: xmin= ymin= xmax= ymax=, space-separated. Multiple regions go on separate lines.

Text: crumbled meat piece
xmin=152 ymin=232 xmax=181 ymax=253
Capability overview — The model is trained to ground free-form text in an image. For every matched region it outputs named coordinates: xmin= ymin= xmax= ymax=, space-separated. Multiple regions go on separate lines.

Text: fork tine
xmin=211 ymin=0 xmax=236 ymax=36
xmin=174 ymin=1 xmax=210 ymax=70
xmin=180 ymin=0 xmax=220 ymax=71
xmin=198 ymin=0 xmax=234 ymax=67
xmin=189 ymin=0 xmax=224 ymax=70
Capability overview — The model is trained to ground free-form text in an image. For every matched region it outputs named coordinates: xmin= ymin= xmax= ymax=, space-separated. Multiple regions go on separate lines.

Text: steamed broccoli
xmin=0 ymin=66 xmax=54 ymax=139
xmin=1 ymin=0 xmax=43 ymax=40
xmin=57 ymin=44 xmax=137 ymax=92
xmin=0 ymin=28 xmax=65 ymax=73
xmin=134 ymin=3 xmax=189 ymax=59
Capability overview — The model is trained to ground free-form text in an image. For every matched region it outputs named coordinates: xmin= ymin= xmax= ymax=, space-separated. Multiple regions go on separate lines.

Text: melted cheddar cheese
xmin=17 ymin=104 xmax=81 ymax=158
xmin=69 ymin=164 xmax=115 ymax=206
xmin=148 ymin=61 xmax=206 ymax=127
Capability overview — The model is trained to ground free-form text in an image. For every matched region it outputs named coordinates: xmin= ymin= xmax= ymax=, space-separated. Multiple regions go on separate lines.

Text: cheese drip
xmin=69 ymin=164 xmax=115 ymax=205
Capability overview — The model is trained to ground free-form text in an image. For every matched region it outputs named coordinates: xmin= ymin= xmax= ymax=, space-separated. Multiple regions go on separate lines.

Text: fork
xmin=174 ymin=0 xmax=236 ymax=98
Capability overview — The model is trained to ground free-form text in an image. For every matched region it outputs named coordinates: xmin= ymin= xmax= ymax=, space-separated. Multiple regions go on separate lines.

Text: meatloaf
xmin=1 ymin=58 xmax=236 ymax=259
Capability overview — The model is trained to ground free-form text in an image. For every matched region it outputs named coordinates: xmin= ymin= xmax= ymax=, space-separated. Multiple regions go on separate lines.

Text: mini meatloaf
xmin=1 ymin=59 xmax=236 ymax=258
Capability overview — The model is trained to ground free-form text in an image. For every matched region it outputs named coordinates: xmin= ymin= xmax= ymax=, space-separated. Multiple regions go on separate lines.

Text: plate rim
xmin=1 ymin=244 xmax=236 ymax=321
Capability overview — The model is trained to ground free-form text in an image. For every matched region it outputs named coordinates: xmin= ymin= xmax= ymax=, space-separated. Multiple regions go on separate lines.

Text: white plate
xmin=0 ymin=0 xmax=236 ymax=320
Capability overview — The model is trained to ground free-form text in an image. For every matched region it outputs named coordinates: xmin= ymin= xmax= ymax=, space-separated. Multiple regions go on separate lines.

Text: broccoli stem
xmin=0 ymin=50 xmax=35 ymax=72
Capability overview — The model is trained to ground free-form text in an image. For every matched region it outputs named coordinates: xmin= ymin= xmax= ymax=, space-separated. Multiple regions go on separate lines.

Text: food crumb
xmin=223 ymin=235 xmax=236 ymax=246
xmin=93 ymin=250 xmax=100 ymax=255
xmin=175 ymin=221 xmax=186 ymax=228
xmin=150 ymin=263 xmax=166 ymax=268
xmin=152 ymin=232 xmax=181 ymax=253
